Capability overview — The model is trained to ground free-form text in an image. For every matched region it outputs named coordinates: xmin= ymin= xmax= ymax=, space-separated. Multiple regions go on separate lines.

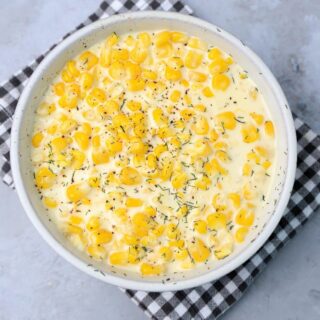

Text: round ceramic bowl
xmin=11 ymin=11 xmax=296 ymax=292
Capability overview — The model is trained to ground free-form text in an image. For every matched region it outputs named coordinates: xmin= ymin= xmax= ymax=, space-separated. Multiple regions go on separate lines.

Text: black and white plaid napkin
xmin=1 ymin=1 xmax=320 ymax=319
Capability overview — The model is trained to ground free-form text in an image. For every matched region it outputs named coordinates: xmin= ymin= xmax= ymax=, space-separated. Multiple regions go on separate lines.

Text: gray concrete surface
xmin=1 ymin=1 xmax=320 ymax=319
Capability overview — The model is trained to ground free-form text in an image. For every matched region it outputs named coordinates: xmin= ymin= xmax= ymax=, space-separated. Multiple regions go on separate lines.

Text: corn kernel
xmin=119 ymin=167 xmax=141 ymax=185
xmin=184 ymin=50 xmax=203 ymax=69
xmin=126 ymin=197 xmax=143 ymax=207
xmin=242 ymin=124 xmax=260 ymax=143
xmin=35 ymin=167 xmax=56 ymax=189
xmin=79 ymin=51 xmax=98 ymax=70
xmin=92 ymin=150 xmax=109 ymax=165
xmin=235 ymin=227 xmax=249 ymax=243
xmin=188 ymin=238 xmax=210 ymax=263
xmin=207 ymin=213 xmax=227 ymax=229
xmin=32 ymin=132 xmax=44 ymax=148
xmin=212 ymin=74 xmax=231 ymax=91
xmin=91 ymin=229 xmax=112 ymax=245
xmin=43 ymin=197 xmax=57 ymax=208
xmin=109 ymin=251 xmax=128 ymax=266
xmin=265 ymin=121 xmax=275 ymax=137
xmin=235 ymin=208 xmax=254 ymax=227
xmin=140 ymin=263 xmax=163 ymax=276
xmin=194 ymin=220 xmax=207 ymax=234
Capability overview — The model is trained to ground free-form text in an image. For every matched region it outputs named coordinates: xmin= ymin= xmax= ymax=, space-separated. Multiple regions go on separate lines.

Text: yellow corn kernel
xmin=152 ymin=225 xmax=165 ymax=237
xmin=154 ymin=144 xmax=167 ymax=158
xmin=201 ymin=86 xmax=214 ymax=98
xmin=247 ymin=152 xmax=260 ymax=164
xmin=249 ymin=87 xmax=259 ymax=100
xmin=166 ymin=223 xmax=181 ymax=240
xmin=145 ymin=206 xmax=156 ymax=217
xmin=215 ymin=112 xmax=236 ymax=130
xmin=66 ymin=60 xmax=80 ymax=78
xmin=228 ymin=193 xmax=241 ymax=208
xmin=152 ymin=107 xmax=168 ymax=126
xmin=51 ymin=137 xmax=68 ymax=153
xmin=122 ymin=234 xmax=139 ymax=246
xmin=58 ymin=94 xmax=78 ymax=109
xmin=140 ymin=263 xmax=163 ymax=276
xmin=66 ymin=183 xmax=89 ymax=203
xmin=128 ymin=138 xmax=146 ymax=155
xmin=79 ymin=51 xmax=98 ymax=70
xmin=91 ymin=135 xmax=100 ymax=148
xmin=215 ymin=246 xmax=232 ymax=260
xmin=188 ymin=238 xmax=210 ymax=263
xmin=207 ymin=213 xmax=227 ymax=229
xmin=158 ymin=247 xmax=173 ymax=262
xmin=53 ymin=82 xmax=65 ymax=96
xmin=159 ymin=159 xmax=174 ymax=181
xmin=188 ymin=36 xmax=207 ymax=50
xmin=194 ymin=220 xmax=207 ymax=234
xmin=208 ymin=58 xmax=230 ymax=74
xmin=32 ymin=132 xmax=44 ymax=148
xmin=87 ymin=245 xmax=106 ymax=259
xmin=235 ymin=227 xmax=249 ymax=243
xmin=242 ymin=124 xmax=260 ymax=143
xmin=165 ymin=66 xmax=182 ymax=81
xmin=146 ymin=153 xmax=157 ymax=169
xmin=180 ymin=79 xmax=189 ymax=88
xmin=171 ymin=31 xmax=188 ymax=43
xmin=86 ymin=216 xmax=100 ymax=231
xmin=193 ymin=139 xmax=212 ymax=158
xmin=208 ymin=47 xmax=222 ymax=60
xmin=169 ymin=90 xmax=181 ymax=102
xmin=216 ymin=150 xmax=229 ymax=162
xmin=86 ymin=87 xmax=106 ymax=107
xmin=155 ymin=31 xmax=171 ymax=46
xmin=242 ymin=163 xmax=251 ymax=176
xmin=99 ymin=47 xmax=112 ymax=67
xmin=193 ymin=116 xmax=209 ymax=135
xmin=171 ymin=171 xmax=188 ymax=189
xmin=250 ymin=112 xmax=264 ymax=125
xmin=66 ymin=224 xmax=83 ymax=235
xmin=73 ymin=131 xmax=89 ymax=150
xmin=184 ymin=50 xmax=203 ymax=69
xmin=91 ymin=229 xmax=112 ymax=245
xmin=105 ymin=138 xmax=122 ymax=155
xmin=106 ymin=33 xmax=118 ymax=47
xmin=109 ymin=61 xmax=126 ymax=80
xmin=111 ymin=48 xmax=129 ymax=63
xmin=212 ymin=74 xmax=231 ymax=91
xmin=126 ymin=100 xmax=142 ymax=112
xmin=127 ymin=78 xmax=145 ymax=91
xmin=37 ymin=102 xmax=56 ymax=116
xmin=79 ymin=72 xmax=94 ymax=91
xmin=262 ymin=160 xmax=272 ymax=170
xmin=243 ymin=183 xmax=255 ymax=200
xmin=92 ymin=150 xmax=109 ymax=165
xmin=168 ymin=240 xmax=185 ymax=250
xmin=43 ymin=197 xmax=57 ymax=208
xmin=119 ymin=167 xmax=141 ymax=185
xmin=265 ymin=121 xmax=275 ymax=137
xmin=131 ymin=44 xmax=148 ymax=64
xmin=71 ymin=150 xmax=85 ymax=170
xmin=180 ymin=108 xmax=195 ymax=121
xmin=109 ymin=251 xmax=128 ymax=266
xmin=125 ymin=61 xmax=141 ymax=79
xmin=235 ymin=208 xmax=254 ymax=227
xmin=136 ymin=32 xmax=151 ymax=47
xmin=141 ymin=69 xmax=157 ymax=80
xmin=189 ymin=71 xmax=207 ymax=82
xmin=114 ymin=207 xmax=127 ymax=220
xmin=195 ymin=175 xmax=211 ymax=190
xmin=175 ymin=248 xmax=188 ymax=260
xmin=46 ymin=124 xmax=57 ymax=135
xmin=208 ymin=129 xmax=218 ymax=143
xmin=253 ymin=145 xmax=267 ymax=157
xmin=88 ymin=176 xmax=100 ymax=188
xmin=126 ymin=197 xmax=143 ymax=207
xmin=204 ymin=158 xmax=227 ymax=175
xmin=69 ymin=215 xmax=83 ymax=225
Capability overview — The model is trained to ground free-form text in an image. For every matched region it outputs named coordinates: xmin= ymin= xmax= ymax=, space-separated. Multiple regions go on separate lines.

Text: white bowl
xmin=11 ymin=11 xmax=296 ymax=292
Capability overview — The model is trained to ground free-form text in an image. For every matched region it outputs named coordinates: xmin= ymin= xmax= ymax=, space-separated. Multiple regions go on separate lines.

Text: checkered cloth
xmin=1 ymin=1 xmax=320 ymax=319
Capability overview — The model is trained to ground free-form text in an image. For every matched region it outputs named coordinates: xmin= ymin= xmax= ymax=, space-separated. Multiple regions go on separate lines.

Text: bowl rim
xmin=11 ymin=10 xmax=297 ymax=292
